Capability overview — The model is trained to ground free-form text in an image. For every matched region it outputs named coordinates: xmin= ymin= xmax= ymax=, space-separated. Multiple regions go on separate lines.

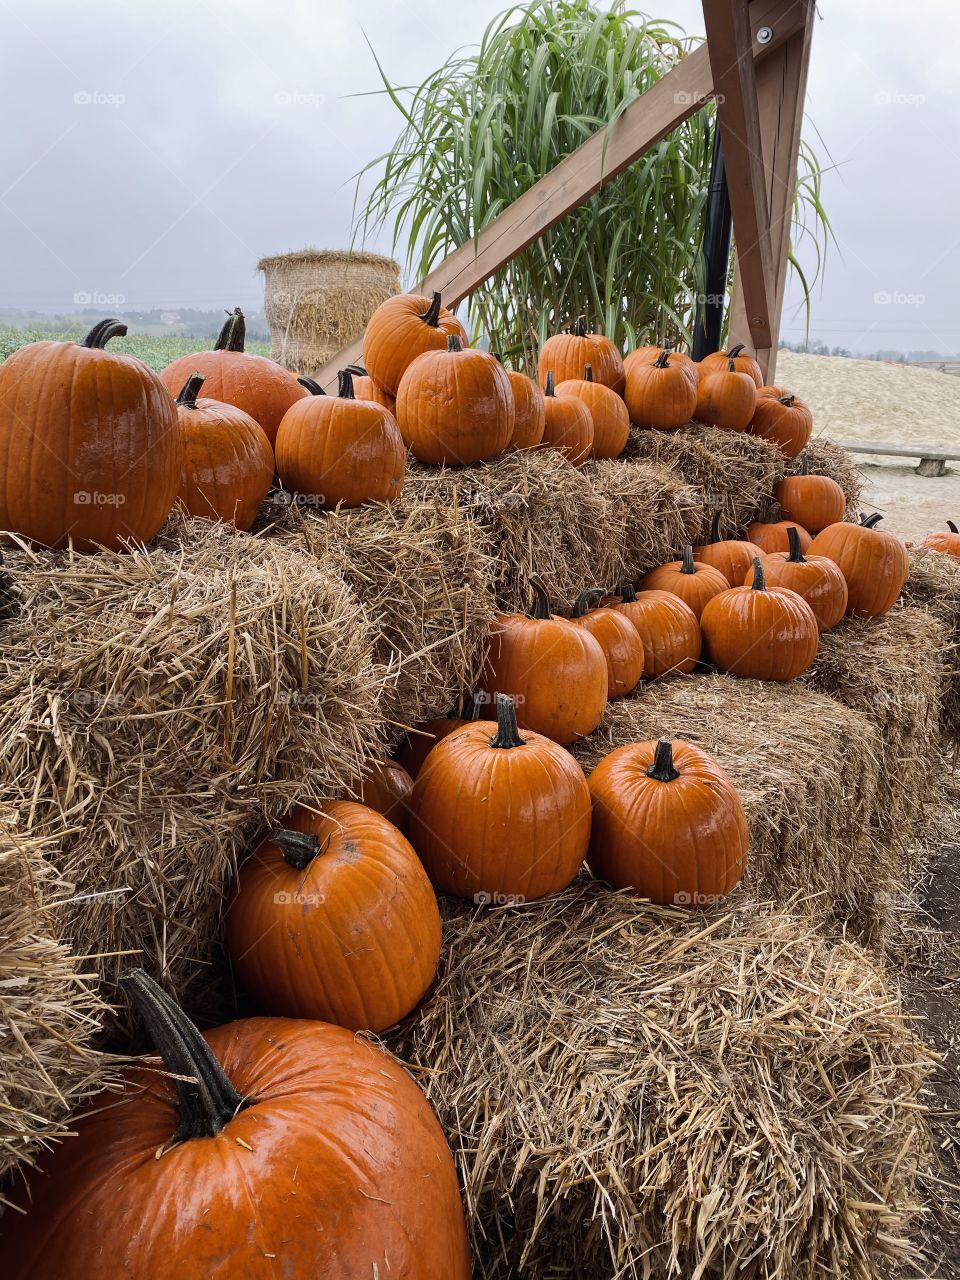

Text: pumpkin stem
xmin=175 ymin=373 xmax=206 ymax=408
xmin=269 ymin=828 xmax=322 ymax=872
xmin=344 ymin=363 xmax=368 ymax=376
xmin=654 ymin=349 xmax=671 ymax=369
xmin=727 ymin=359 xmax=736 ymax=372
xmin=618 ymin=581 xmax=638 ymax=603
xmin=646 ymin=739 xmax=680 ymax=783
xmin=726 ymin=343 xmax=746 ymax=358
xmin=79 ymin=319 xmax=128 ymax=349
xmin=489 ymin=693 xmax=525 ymax=749
xmin=750 ymin=556 xmax=766 ymax=591
xmin=583 ymin=363 xmax=594 ymax=382
xmin=527 ymin=578 xmax=552 ymax=619
xmin=708 ymin=510 xmax=723 ymax=544
xmin=571 ymin=587 xmax=606 ymax=618
xmin=123 ymin=969 xmax=245 ymax=1146
xmin=337 ymin=369 xmax=356 ymax=399
xmin=298 ymin=376 xmax=325 ymax=396
xmin=490 ymin=351 xmax=502 ymax=363
xmin=860 ymin=512 xmax=884 ymax=529
xmin=214 ymin=308 xmax=246 ymax=353
xmin=681 ymin=545 xmax=696 ymax=575
xmin=573 ymin=316 xmax=586 ymax=337
xmin=786 ymin=526 xmax=806 ymax=563
xmin=796 ymin=453 xmax=810 ymax=476
xmin=948 ymin=520 xmax=959 ymax=534
xmin=544 ymin=370 xmax=556 ymax=397
xmin=421 ymin=292 xmax=442 ymax=327
xmin=446 ymin=335 xmax=463 ymax=353
xmin=776 ymin=394 xmax=795 ymax=407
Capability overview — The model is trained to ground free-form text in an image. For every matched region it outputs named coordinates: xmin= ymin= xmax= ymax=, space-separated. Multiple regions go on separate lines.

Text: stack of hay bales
xmin=257 ymin=249 xmax=399 ymax=373
xmin=902 ymin=546 xmax=960 ymax=740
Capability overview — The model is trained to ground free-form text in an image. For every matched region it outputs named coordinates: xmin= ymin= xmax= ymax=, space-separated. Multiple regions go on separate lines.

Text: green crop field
xmin=0 ymin=328 xmax=271 ymax=373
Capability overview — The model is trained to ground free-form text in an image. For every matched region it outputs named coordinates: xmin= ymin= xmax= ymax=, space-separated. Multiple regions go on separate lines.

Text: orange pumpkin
xmin=275 ymin=369 xmax=406 ymax=507
xmin=226 ymin=801 xmax=441 ymax=1032
xmin=751 ymin=525 xmax=848 ymax=631
xmin=921 ymin=520 xmax=960 ymax=559
xmin=174 ymin=374 xmax=274 ymax=530
xmin=160 ymin=308 xmax=307 ymax=447
xmin=748 ymin=386 xmax=812 ymax=456
xmin=540 ymin=370 xmax=594 ymax=466
xmin=538 ymin=317 xmax=625 ymax=394
xmin=394 ymin=714 xmax=473 ymax=778
xmin=693 ymin=512 xmax=764 ymax=587
xmin=808 ymin=513 xmax=910 ymax=618
xmin=481 ymin=580 xmax=608 ymax=744
xmin=345 ymin=757 xmax=414 ymax=833
xmin=498 ymin=361 xmax=545 ymax=449
xmin=774 ymin=456 xmax=846 ymax=533
xmin=700 ymin=556 xmax=819 ymax=680
xmin=746 ymin=518 xmax=813 ymax=556
xmin=409 ymin=693 xmax=591 ymax=902
xmin=0 ymin=319 xmax=181 ymax=551
xmin=397 ymin=335 xmax=514 ymax=465
xmin=612 ymin=584 xmax=701 ymax=678
xmin=570 ymin=588 xmax=644 ymax=698
xmin=639 ymin=545 xmax=729 ymax=620
xmin=698 ymin=342 xmax=763 ymax=388
xmin=693 ymin=358 xmax=757 ymax=430
xmin=344 ymin=363 xmax=397 ymax=413
xmin=623 ymin=347 xmax=698 ymax=430
xmin=362 ymin=290 xmax=468 ymax=396
xmin=588 ymin=738 xmax=748 ymax=904
xmin=3 ymin=970 xmax=470 ymax=1280
xmin=555 ymin=364 xmax=629 ymax=458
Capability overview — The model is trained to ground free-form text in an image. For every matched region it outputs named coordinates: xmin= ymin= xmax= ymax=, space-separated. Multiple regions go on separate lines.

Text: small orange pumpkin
xmin=749 ymin=386 xmax=813 ymax=457
xmin=612 ymin=584 xmax=701 ymax=678
xmin=694 ymin=358 xmax=757 ymax=430
xmin=639 ymin=545 xmax=729 ymax=620
xmin=808 ymin=512 xmax=910 ymax=617
xmin=540 ymin=370 xmax=594 ymax=466
xmin=555 ymin=364 xmax=629 ymax=458
xmin=570 ymin=588 xmax=644 ymax=698
xmin=394 ymin=714 xmax=474 ymax=778
xmin=698 ymin=342 xmax=763 ymax=388
xmin=746 ymin=518 xmax=813 ymax=556
xmin=693 ymin=512 xmax=764 ymax=587
xmin=623 ymin=347 xmax=698 ymax=430
xmin=344 ymin=363 xmax=397 ymax=413
xmin=700 ymin=556 xmax=819 ymax=680
xmin=751 ymin=525 xmax=848 ymax=631
xmin=774 ymin=455 xmax=846 ymax=532
xmin=362 ymin=290 xmax=468 ymax=396
xmin=492 ymin=357 xmax=545 ymax=449
xmin=538 ymin=317 xmax=625 ymax=394
xmin=921 ymin=520 xmax=960 ymax=559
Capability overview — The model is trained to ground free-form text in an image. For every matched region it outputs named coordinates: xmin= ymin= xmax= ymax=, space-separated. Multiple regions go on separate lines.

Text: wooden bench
xmin=840 ymin=440 xmax=959 ymax=477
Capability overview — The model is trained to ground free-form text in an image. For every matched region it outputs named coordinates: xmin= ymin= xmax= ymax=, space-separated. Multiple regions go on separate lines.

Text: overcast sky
xmin=2 ymin=1 xmax=958 ymax=354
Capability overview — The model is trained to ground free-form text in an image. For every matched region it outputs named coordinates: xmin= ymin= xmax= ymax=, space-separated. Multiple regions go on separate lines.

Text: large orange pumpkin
xmin=362 ymin=290 xmax=468 ymax=396
xmin=922 ymin=520 xmax=960 ymax=559
xmin=345 ymin=757 xmax=414 ymax=833
xmin=588 ymin=738 xmax=748 ymax=904
xmin=570 ymin=588 xmax=644 ymax=698
xmin=639 ymin=545 xmax=729 ymax=620
xmin=700 ymin=556 xmax=819 ymax=680
xmin=0 ymin=319 xmax=181 ymax=550
xmin=748 ymin=386 xmax=812 ymax=457
xmin=538 ymin=318 xmax=625 ymax=394
xmin=409 ymin=693 xmax=591 ymax=902
xmin=693 ymin=512 xmax=764 ymax=587
xmin=555 ymin=364 xmax=629 ymax=458
xmin=160 ymin=308 xmax=307 ymax=447
xmin=226 ymin=800 xmax=441 ymax=1032
xmin=397 ymin=335 xmax=514 ymax=465
xmin=481 ymin=580 xmax=608 ymax=744
xmin=746 ymin=517 xmax=813 ymax=555
xmin=693 ymin=359 xmax=757 ymax=430
xmin=698 ymin=342 xmax=763 ymax=388
xmin=540 ymin=370 xmax=594 ymax=465
xmin=612 ymin=584 xmax=701 ymax=678
xmin=751 ymin=525 xmax=848 ymax=631
xmin=3 ymin=971 xmax=471 ymax=1279
xmin=623 ymin=347 xmax=698 ymax=430
xmin=275 ymin=369 xmax=406 ymax=507
xmin=808 ymin=512 xmax=910 ymax=617
xmin=174 ymin=374 xmax=274 ymax=530
xmin=774 ymin=456 xmax=846 ymax=533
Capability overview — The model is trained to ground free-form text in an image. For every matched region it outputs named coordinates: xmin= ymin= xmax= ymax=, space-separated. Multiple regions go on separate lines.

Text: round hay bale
xmin=388 ymin=886 xmax=933 ymax=1279
xmin=257 ymin=248 xmax=400 ymax=373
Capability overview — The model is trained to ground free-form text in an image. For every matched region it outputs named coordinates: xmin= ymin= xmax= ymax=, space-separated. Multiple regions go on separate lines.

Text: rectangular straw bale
xmin=901 ymin=546 xmax=960 ymax=739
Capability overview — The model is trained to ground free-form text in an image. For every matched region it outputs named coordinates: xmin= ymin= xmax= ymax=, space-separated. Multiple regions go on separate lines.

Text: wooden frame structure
xmin=318 ymin=0 xmax=816 ymax=390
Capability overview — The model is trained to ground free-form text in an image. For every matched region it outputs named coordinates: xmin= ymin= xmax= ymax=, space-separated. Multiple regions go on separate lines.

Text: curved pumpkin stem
xmin=489 ymin=693 xmax=525 ymax=749
xmin=268 ymin=828 xmax=322 ymax=872
xmin=298 ymin=376 xmax=325 ymax=396
xmin=344 ymin=363 xmax=368 ymax=376
xmin=727 ymin=359 xmax=736 ymax=373
xmin=573 ymin=316 xmax=586 ymax=337
xmin=446 ymin=335 xmax=463 ymax=353
xmin=618 ymin=581 xmax=638 ymax=603
xmin=571 ymin=587 xmax=606 ymax=618
xmin=215 ymin=308 xmax=246 ymax=352
xmin=646 ymin=739 xmax=680 ymax=783
xmin=175 ymin=373 xmax=206 ymax=408
xmin=860 ymin=512 xmax=884 ymax=529
xmin=948 ymin=520 xmax=959 ymax=534
xmin=707 ymin=510 xmax=723 ymax=544
xmin=337 ymin=369 xmax=356 ymax=400
xmin=80 ymin=319 xmax=128 ymax=349
xmin=726 ymin=343 xmax=746 ymax=359
xmin=786 ymin=526 xmax=806 ymax=563
xmin=750 ymin=556 xmax=766 ymax=591
xmin=490 ymin=351 xmax=502 ymax=364
xmin=681 ymin=545 xmax=696 ymax=575
xmin=527 ymin=578 xmax=552 ymax=619
xmin=123 ymin=969 xmax=245 ymax=1146
xmin=583 ymin=363 xmax=594 ymax=382
xmin=653 ymin=349 xmax=671 ymax=369
xmin=421 ymin=292 xmax=442 ymax=327
xmin=544 ymin=371 xmax=556 ymax=397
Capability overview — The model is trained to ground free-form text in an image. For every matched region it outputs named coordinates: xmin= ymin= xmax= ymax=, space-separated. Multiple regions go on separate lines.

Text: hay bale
xmin=571 ymin=676 xmax=894 ymax=942
xmin=0 ymin=821 xmax=111 ymax=1202
xmin=257 ymin=248 xmax=399 ymax=373
xmin=787 ymin=437 xmax=864 ymax=516
xmin=388 ymin=886 xmax=932 ymax=1279
xmin=902 ymin=547 xmax=960 ymax=739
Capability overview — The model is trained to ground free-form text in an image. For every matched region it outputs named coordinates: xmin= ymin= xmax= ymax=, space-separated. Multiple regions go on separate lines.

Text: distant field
xmin=0 ymin=328 xmax=271 ymax=372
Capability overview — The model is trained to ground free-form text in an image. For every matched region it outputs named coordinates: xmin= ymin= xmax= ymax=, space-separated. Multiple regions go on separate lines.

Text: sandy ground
xmin=855 ymin=459 xmax=959 ymax=543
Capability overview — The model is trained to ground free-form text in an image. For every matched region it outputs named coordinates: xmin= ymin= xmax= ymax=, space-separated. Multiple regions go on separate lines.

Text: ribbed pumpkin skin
xmin=613 ymin=590 xmax=701 ymax=677
xmin=395 ymin=717 xmax=471 ymax=777
xmin=538 ymin=330 xmax=624 ymax=394
xmin=0 ymin=337 xmax=181 ymax=550
xmin=409 ymin=719 xmax=592 ymax=900
xmin=774 ymin=472 xmax=846 ymax=533
xmin=505 ymin=369 xmax=546 ymax=449
xmin=540 ymin=391 xmax=594 ymax=466
xmin=397 ymin=346 xmax=514 ymax=465
xmin=749 ymin=551 xmax=848 ymax=631
xmin=700 ymin=583 xmax=819 ymax=680
xmin=748 ymin=386 xmax=813 ymax=456
xmin=693 ymin=365 xmax=757 ymax=430
xmin=588 ymin=739 xmax=748 ymax=903
xmin=349 ymin=370 xmax=397 ymax=414
xmin=747 ymin=519 xmax=813 ymax=555
xmin=572 ymin=607 xmax=645 ymax=697
xmin=4 ymin=1018 xmax=470 ymax=1280
xmin=556 ymin=377 xmax=629 ymax=458
xmin=347 ymin=758 xmax=414 ymax=834
xmin=275 ymin=395 xmax=405 ymax=507
xmin=226 ymin=801 xmax=441 ymax=1032
xmin=161 ymin=352 xmax=306 ymax=448
xmin=699 ymin=346 xmax=763 ymax=388
xmin=808 ymin=521 xmax=910 ymax=617
xmin=176 ymin=397 xmax=273 ymax=530
xmin=693 ymin=538 xmax=765 ymax=587
xmin=482 ymin=614 xmax=608 ymax=744
xmin=362 ymin=292 xmax=468 ymax=396
xmin=922 ymin=526 xmax=960 ymax=559
xmin=639 ymin=555 xmax=729 ymax=620
xmin=623 ymin=349 xmax=698 ymax=429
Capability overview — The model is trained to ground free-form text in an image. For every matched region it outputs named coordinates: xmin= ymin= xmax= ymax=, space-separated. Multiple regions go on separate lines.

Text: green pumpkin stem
xmin=175 ymin=373 xmax=206 ymax=408
xmin=583 ymin=363 xmax=594 ymax=382
xmin=337 ymin=369 xmax=356 ymax=400
xmin=571 ymin=587 xmax=606 ymax=618
xmin=123 ymin=969 xmax=245 ymax=1145
xmin=681 ymin=545 xmax=696 ymax=575
xmin=653 ymin=349 xmax=671 ymax=369
xmin=214 ymin=308 xmax=246 ymax=352
xmin=446 ymin=335 xmax=463 ymax=353
xmin=786 ymin=526 xmax=806 ymax=563
xmin=726 ymin=343 xmax=746 ymax=358
xmin=646 ymin=739 xmax=680 ymax=783
xmin=421 ymin=292 xmax=442 ymax=327
xmin=751 ymin=556 xmax=766 ymax=590
xmin=527 ymin=578 xmax=552 ymax=619
xmin=544 ymin=371 xmax=556 ymax=397
xmin=860 ymin=512 xmax=884 ymax=529
xmin=490 ymin=693 xmax=525 ymax=749
xmin=298 ymin=376 xmax=325 ymax=396
xmin=269 ymin=828 xmax=322 ymax=872
xmin=80 ymin=319 xmax=128 ymax=349
xmin=618 ymin=581 xmax=638 ymax=603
